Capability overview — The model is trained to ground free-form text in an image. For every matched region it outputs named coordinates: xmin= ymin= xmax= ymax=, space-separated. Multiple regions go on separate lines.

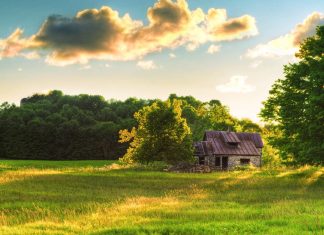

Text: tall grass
xmin=0 ymin=160 xmax=323 ymax=234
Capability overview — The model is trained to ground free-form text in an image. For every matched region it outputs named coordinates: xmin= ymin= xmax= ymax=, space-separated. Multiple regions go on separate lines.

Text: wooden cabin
xmin=194 ymin=131 xmax=263 ymax=170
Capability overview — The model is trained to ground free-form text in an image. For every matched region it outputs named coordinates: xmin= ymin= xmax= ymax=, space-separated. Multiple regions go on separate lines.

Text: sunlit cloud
xmin=21 ymin=51 xmax=40 ymax=60
xmin=169 ymin=53 xmax=176 ymax=58
xmin=207 ymin=44 xmax=221 ymax=54
xmin=186 ymin=43 xmax=200 ymax=51
xmin=216 ymin=75 xmax=255 ymax=93
xmin=245 ymin=12 xmax=324 ymax=58
xmin=206 ymin=9 xmax=258 ymax=41
xmin=0 ymin=0 xmax=258 ymax=66
xmin=0 ymin=29 xmax=36 ymax=59
xmin=137 ymin=60 xmax=157 ymax=70
xmin=17 ymin=68 xmax=23 ymax=72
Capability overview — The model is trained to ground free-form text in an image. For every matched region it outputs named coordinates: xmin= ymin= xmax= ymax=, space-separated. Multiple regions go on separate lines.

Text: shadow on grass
xmin=1 ymin=167 xmax=323 ymax=208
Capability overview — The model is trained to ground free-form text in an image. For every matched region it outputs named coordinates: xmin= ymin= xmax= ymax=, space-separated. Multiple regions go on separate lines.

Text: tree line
xmin=0 ymin=91 xmax=262 ymax=161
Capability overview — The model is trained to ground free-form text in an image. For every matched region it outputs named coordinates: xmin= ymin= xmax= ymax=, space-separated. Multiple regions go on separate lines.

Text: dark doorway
xmin=215 ymin=157 xmax=221 ymax=167
xmin=222 ymin=156 xmax=228 ymax=169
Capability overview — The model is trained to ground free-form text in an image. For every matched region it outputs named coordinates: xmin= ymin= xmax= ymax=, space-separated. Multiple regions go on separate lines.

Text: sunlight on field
xmin=0 ymin=169 xmax=63 ymax=185
xmin=277 ymin=171 xmax=296 ymax=177
xmin=99 ymin=163 xmax=130 ymax=171
xmin=0 ymin=161 xmax=323 ymax=234
xmin=305 ymin=168 xmax=323 ymax=185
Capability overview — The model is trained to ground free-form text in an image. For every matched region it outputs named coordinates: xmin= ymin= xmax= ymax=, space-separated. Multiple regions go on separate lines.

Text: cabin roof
xmin=194 ymin=131 xmax=263 ymax=156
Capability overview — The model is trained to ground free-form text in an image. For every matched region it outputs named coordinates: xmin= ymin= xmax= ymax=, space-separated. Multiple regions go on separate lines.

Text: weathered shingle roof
xmin=220 ymin=131 xmax=240 ymax=143
xmin=195 ymin=131 xmax=263 ymax=156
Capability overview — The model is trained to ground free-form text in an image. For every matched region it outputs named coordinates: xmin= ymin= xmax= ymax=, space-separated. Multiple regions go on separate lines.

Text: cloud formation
xmin=216 ymin=75 xmax=255 ymax=93
xmin=206 ymin=9 xmax=258 ymax=41
xmin=246 ymin=12 xmax=324 ymax=58
xmin=250 ymin=60 xmax=262 ymax=68
xmin=0 ymin=29 xmax=38 ymax=59
xmin=137 ymin=60 xmax=157 ymax=70
xmin=207 ymin=44 xmax=221 ymax=54
xmin=0 ymin=0 xmax=258 ymax=65
xmin=169 ymin=53 xmax=176 ymax=58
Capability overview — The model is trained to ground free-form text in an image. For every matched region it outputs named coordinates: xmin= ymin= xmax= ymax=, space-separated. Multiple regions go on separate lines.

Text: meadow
xmin=0 ymin=160 xmax=323 ymax=235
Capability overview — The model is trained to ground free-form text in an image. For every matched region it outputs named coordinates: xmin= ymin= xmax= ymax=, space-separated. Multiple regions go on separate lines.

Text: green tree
xmin=119 ymin=100 xmax=194 ymax=164
xmin=168 ymin=94 xmax=236 ymax=140
xmin=260 ymin=26 xmax=324 ymax=165
xmin=0 ymin=91 xmax=150 ymax=160
xmin=234 ymin=118 xmax=262 ymax=133
xmin=91 ymin=122 xmax=120 ymax=159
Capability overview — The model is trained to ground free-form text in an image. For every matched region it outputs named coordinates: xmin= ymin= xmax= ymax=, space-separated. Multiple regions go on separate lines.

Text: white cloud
xmin=137 ymin=60 xmax=157 ymax=70
xmin=79 ymin=65 xmax=91 ymax=70
xmin=245 ymin=38 xmax=298 ymax=58
xmin=17 ymin=68 xmax=22 ymax=72
xmin=186 ymin=43 xmax=200 ymax=52
xmin=21 ymin=51 xmax=40 ymax=59
xmin=104 ymin=64 xmax=110 ymax=68
xmin=245 ymin=12 xmax=324 ymax=59
xmin=207 ymin=44 xmax=221 ymax=54
xmin=250 ymin=60 xmax=263 ymax=68
xmin=216 ymin=75 xmax=255 ymax=93
xmin=169 ymin=53 xmax=176 ymax=58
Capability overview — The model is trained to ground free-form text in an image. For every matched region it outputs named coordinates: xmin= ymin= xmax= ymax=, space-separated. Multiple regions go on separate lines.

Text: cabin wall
xmin=196 ymin=155 xmax=261 ymax=170
xmin=204 ymin=156 xmax=222 ymax=170
xmin=228 ymin=156 xmax=261 ymax=170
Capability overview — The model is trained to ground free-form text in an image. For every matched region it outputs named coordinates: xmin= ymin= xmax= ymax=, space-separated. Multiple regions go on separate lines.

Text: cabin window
xmin=199 ymin=157 xmax=205 ymax=165
xmin=215 ymin=157 xmax=221 ymax=167
xmin=228 ymin=142 xmax=239 ymax=147
xmin=240 ymin=158 xmax=250 ymax=165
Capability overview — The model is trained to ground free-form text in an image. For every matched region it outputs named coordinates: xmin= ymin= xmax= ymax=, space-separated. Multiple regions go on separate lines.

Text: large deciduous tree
xmin=119 ymin=99 xmax=194 ymax=164
xmin=168 ymin=94 xmax=237 ymax=141
xmin=260 ymin=26 xmax=324 ymax=165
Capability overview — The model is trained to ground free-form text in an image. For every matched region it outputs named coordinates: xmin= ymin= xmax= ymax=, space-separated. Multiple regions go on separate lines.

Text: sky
xmin=0 ymin=0 xmax=323 ymax=122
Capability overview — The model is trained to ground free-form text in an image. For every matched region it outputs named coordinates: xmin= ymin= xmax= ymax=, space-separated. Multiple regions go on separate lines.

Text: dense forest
xmin=0 ymin=91 xmax=263 ymax=161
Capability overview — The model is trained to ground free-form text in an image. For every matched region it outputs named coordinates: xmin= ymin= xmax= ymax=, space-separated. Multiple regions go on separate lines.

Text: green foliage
xmin=234 ymin=118 xmax=262 ymax=133
xmin=120 ymin=99 xmax=194 ymax=164
xmin=169 ymin=94 xmax=236 ymax=141
xmin=0 ymin=91 xmax=152 ymax=160
xmin=233 ymin=164 xmax=256 ymax=171
xmin=261 ymin=125 xmax=282 ymax=167
xmin=260 ymin=26 xmax=324 ymax=165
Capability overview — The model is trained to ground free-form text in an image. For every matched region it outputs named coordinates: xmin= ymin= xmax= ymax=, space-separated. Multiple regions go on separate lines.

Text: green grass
xmin=0 ymin=160 xmax=323 ymax=235
xmin=0 ymin=160 xmax=112 ymax=170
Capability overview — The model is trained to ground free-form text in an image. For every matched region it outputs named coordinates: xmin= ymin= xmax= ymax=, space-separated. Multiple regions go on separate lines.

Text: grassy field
xmin=0 ymin=160 xmax=323 ymax=235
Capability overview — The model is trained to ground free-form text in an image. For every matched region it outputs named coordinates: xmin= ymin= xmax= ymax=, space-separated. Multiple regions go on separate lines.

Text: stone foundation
xmin=196 ymin=155 xmax=261 ymax=170
xmin=227 ymin=155 xmax=261 ymax=170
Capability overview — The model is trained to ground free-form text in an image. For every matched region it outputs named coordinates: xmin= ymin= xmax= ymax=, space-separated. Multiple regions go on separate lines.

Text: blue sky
xmin=0 ymin=0 xmax=323 ymax=121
